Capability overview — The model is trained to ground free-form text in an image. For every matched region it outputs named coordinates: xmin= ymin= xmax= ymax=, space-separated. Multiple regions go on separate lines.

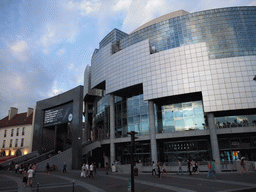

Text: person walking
xmin=161 ymin=162 xmax=169 ymax=178
xmin=81 ymin=163 xmax=86 ymax=177
xmin=151 ymin=161 xmax=157 ymax=176
xmin=89 ymin=163 xmax=94 ymax=178
xmin=27 ymin=166 xmax=34 ymax=187
xmin=85 ymin=162 xmax=89 ymax=177
xmin=32 ymin=163 xmax=37 ymax=178
xmin=177 ymin=160 xmax=183 ymax=175
xmin=46 ymin=163 xmax=50 ymax=175
xmin=22 ymin=169 xmax=28 ymax=187
xmin=240 ymin=157 xmax=249 ymax=175
xmin=157 ymin=162 xmax=161 ymax=179
xmin=63 ymin=162 xmax=67 ymax=173
xmin=207 ymin=161 xmax=211 ymax=179
xmin=187 ymin=159 xmax=192 ymax=175
xmin=210 ymin=159 xmax=217 ymax=179
xmin=105 ymin=162 xmax=110 ymax=175
xmin=195 ymin=160 xmax=199 ymax=174
xmin=15 ymin=163 xmax=19 ymax=174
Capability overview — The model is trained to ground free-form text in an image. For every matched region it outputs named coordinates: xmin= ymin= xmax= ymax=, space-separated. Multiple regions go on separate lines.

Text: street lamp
xmin=127 ymin=131 xmax=138 ymax=192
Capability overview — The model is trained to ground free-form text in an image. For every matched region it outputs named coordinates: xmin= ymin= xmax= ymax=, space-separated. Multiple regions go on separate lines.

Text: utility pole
xmin=127 ymin=131 xmax=138 ymax=192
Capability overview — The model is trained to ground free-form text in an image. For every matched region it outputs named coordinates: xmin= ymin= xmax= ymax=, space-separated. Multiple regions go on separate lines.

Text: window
xmin=4 ymin=130 xmax=7 ymax=137
xmin=22 ymin=127 xmax=25 ymax=135
xmin=2 ymin=140 xmax=6 ymax=148
xmin=11 ymin=129 xmax=14 ymax=137
xmin=9 ymin=139 xmax=12 ymax=148
xmin=21 ymin=138 xmax=24 ymax=147
xmin=15 ymin=139 xmax=18 ymax=147
xmin=16 ymin=128 xmax=19 ymax=136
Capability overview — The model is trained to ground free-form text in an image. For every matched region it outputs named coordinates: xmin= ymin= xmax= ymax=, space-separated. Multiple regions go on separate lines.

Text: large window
xmin=22 ymin=127 xmax=25 ymax=136
xmin=11 ymin=129 xmax=14 ymax=137
xmin=21 ymin=138 xmax=24 ymax=147
xmin=159 ymin=100 xmax=205 ymax=133
xmin=9 ymin=139 xmax=12 ymax=148
xmin=215 ymin=114 xmax=256 ymax=128
xmin=15 ymin=139 xmax=18 ymax=147
xmin=4 ymin=130 xmax=7 ymax=137
xmin=2 ymin=140 xmax=6 ymax=148
xmin=161 ymin=139 xmax=211 ymax=162
xmin=16 ymin=128 xmax=19 ymax=136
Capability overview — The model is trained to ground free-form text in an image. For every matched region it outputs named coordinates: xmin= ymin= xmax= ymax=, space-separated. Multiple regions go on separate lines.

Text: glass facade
xmin=118 ymin=7 xmax=256 ymax=60
xmin=157 ymin=100 xmax=205 ymax=133
xmin=160 ymin=138 xmax=211 ymax=163
xmin=215 ymin=114 xmax=256 ymax=128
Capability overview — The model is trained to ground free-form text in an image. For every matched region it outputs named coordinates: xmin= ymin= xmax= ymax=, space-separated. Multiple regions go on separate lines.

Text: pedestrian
xmin=240 ymin=157 xmax=249 ymax=175
xmin=89 ymin=163 xmax=94 ymax=178
xmin=32 ymin=163 xmax=37 ymax=178
xmin=207 ymin=161 xmax=211 ymax=179
xmin=63 ymin=162 xmax=67 ymax=173
xmin=81 ymin=163 xmax=86 ymax=177
xmin=161 ymin=162 xmax=169 ymax=178
xmin=210 ymin=159 xmax=216 ymax=179
xmin=177 ymin=160 xmax=183 ymax=175
xmin=191 ymin=160 xmax=195 ymax=174
xmin=157 ymin=162 xmax=161 ymax=179
xmin=46 ymin=163 xmax=50 ymax=175
xmin=15 ymin=163 xmax=19 ymax=174
xmin=187 ymin=159 xmax=192 ymax=175
xmin=85 ymin=162 xmax=89 ymax=177
xmin=105 ymin=162 xmax=110 ymax=175
xmin=27 ymin=166 xmax=34 ymax=187
xmin=22 ymin=169 xmax=28 ymax=187
xmin=93 ymin=162 xmax=97 ymax=177
xmin=151 ymin=161 xmax=157 ymax=176
xmin=195 ymin=160 xmax=199 ymax=174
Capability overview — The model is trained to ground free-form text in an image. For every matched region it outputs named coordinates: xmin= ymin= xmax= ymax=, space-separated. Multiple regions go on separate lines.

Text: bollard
xmin=37 ymin=182 xmax=39 ymax=192
xmin=73 ymin=180 xmax=75 ymax=192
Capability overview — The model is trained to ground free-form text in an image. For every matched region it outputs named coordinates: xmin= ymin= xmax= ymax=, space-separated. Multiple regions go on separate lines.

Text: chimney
xmin=27 ymin=107 xmax=33 ymax=117
xmin=8 ymin=107 xmax=18 ymax=120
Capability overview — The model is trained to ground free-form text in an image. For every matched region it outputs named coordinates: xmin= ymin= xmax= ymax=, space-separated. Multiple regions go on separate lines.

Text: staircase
xmin=82 ymin=141 xmax=101 ymax=155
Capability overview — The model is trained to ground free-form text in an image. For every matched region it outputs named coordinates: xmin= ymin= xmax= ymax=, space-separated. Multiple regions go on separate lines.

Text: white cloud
xmin=121 ymin=0 xmax=171 ymax=33
xmin=9 ymin=40 xmax=29 ymax=61
xmin=57 ymin=48 xmax=66 ymax=56
xmin=65 ymin=0 xmax=101 ymax=16
xmin=11 ymin=40 xmax=28 ymax=53
xmin=113 ymin=0 xmax=132 ymax=12
xmin=68 ymin=63 xmax=75 ymax=70
xmin=48 ymin=80 xmax=64 ymax=97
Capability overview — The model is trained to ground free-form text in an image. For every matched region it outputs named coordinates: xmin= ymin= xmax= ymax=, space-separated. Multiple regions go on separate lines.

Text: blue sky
xmin=0 ymin=0 xmax=256 ymax=119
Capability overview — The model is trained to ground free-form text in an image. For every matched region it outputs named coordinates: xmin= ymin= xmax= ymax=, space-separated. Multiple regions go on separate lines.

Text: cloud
xmin=112 ymin=0 xmax=132 ymax=12
xmin=48 ymin=80 xmax=64 ymax=97
xmin=65 ymin=0 xmax=101 ymax=16
xmin=57 ymin=48 xmax=66 ymax=56
xmin=9 ymin=40 xmax=29 ymax=61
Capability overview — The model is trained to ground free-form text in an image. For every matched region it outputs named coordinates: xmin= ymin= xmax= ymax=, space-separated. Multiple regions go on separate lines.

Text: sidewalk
xmin=0 ymin=169 xmax=256 ymax=192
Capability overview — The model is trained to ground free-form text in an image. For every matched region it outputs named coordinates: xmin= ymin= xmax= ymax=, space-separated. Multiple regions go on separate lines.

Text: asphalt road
xmin=0 ymin=169 xmax=256 ymax=192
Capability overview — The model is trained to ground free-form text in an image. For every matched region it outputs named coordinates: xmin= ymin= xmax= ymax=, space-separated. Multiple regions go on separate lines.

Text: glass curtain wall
xmin=215 ymin=114 xmax=256 ymax=128
xmin=115 ymin=94 xmax=149 ymax=137
xmin=120 ymin=7 xmax=256 ymax=60
xmin=157 ymin=100 xmax=205 ymax=133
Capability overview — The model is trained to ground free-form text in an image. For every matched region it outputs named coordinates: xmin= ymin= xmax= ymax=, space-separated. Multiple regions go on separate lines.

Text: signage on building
xmin=44 ymin=102 xmax=73 ymax=127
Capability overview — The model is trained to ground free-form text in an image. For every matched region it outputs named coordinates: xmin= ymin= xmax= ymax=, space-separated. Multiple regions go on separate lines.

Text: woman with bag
xmin=22 ymin=169 xmax=28 ymax=187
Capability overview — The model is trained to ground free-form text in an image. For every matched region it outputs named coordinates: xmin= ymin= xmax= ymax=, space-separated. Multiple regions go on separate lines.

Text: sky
xmin=1 ymin=0 xmax=256 ymax=119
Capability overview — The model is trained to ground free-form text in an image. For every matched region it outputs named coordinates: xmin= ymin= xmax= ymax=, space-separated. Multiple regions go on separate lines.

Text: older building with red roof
xmin=0 ymin=107 xmax=35 ymax=158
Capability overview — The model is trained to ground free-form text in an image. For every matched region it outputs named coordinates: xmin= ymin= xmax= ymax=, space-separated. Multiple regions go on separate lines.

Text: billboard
xmin=44 ymin=102 xmax=73 ymax=127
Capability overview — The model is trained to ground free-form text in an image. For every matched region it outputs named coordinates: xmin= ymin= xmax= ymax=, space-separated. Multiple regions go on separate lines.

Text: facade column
xmin=148 ymin=100 xmax=158 ymax=164
xmin=207 ymin=113 xmax=221 ymax=172
xmin=110 ymin=94 xmax=115 ymax=165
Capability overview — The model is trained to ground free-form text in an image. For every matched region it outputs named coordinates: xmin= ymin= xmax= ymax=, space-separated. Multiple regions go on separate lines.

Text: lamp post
xmin=127 ymin=131 xmax=138 ymax=192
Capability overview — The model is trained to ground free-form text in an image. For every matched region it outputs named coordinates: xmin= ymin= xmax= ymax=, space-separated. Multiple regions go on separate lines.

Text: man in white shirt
xmin=27 ymin=166 xmax=34 ymax=187
xmin=85 ymin=162 xmax=89 ymax=177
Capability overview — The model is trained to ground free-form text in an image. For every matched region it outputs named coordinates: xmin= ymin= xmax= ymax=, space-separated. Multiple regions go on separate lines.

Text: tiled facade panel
xmin=90 ymin=39 xmax=256 ymax=113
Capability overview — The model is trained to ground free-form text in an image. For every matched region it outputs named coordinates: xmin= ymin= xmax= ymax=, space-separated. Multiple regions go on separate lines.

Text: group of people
xmin=151 ymin=161 xmax=169 ymax=178
xmin=81 ymin=162 xmax=96 ymax=178
xmin=151 ymin=159 xmax=217 ymax=178
xmin=22 ymin=163 xmax=37 ymax=187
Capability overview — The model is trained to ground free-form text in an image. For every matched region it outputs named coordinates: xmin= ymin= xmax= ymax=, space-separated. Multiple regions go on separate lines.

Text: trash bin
xmin=134 ymin=167 xmax=138 ymax=176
